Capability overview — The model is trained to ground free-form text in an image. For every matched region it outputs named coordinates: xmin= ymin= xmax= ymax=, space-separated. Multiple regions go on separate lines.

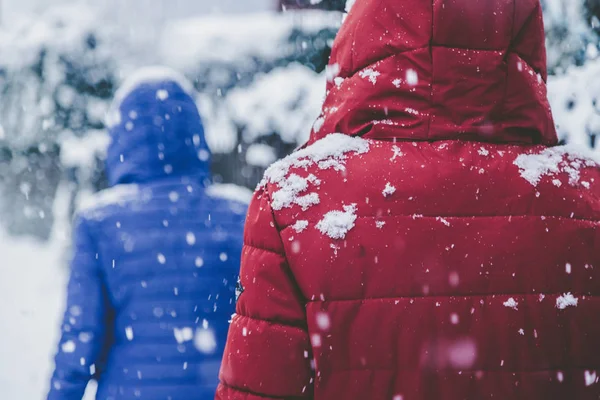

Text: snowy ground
xmin=0 ymin=233 xmax=68 ymax=399
xmin=0 ymin=186 xmax=99 ymax=399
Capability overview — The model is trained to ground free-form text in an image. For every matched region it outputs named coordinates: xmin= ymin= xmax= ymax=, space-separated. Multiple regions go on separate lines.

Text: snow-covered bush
xmin=0 ymin=4 xmax=339 ymax=238
xmin=543 ymin=0 xmax=600 ymax=71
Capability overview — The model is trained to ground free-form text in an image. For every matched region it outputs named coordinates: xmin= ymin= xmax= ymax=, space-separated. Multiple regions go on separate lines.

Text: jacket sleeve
xmin=47 ymin=216 xmax=113 ymax=400
xmin=216 ymin=188 xmax=313 ymax=399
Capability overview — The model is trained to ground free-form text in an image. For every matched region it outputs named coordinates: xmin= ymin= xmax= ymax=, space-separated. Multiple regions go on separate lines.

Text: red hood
xmin=310 ymin=0 xmax=557 ymax=146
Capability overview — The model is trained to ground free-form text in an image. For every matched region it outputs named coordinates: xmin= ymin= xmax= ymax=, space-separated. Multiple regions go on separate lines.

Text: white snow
xmin=345 ymin=0 xmax=357 ymax=13
xmin=60 ymin=131 xmax=110 ymax=169
xmin=156 ymin=89 xmax=169 ymax=101
xmin=514 ymin=145 xmax=599 ymax=187
xmin=325 ymin=63 xmax=340 ymax=82
xmin=61 ymin=340 xmax=76 ymax=353
xmin=478 ymin=147 xmax=490 ymax=156
xmin=436 ymin=217 xmax=451 ymax=227
xmin=556 ymin=293 xmax=579 ymax=309
xmin=169 ymin=191 xmax=180 ymax=202
xmin=391 ymin=146 xmax=404 ymax=161
xmin=206 ymin=183 xmax=253 ymax=204
xmin=359 ymin=68 xmax=380 ymax=85
xmin=194 ymin=328 xmax=217 ymax=354
xmin=376 ymin=221 xmax=386 ymax=229
xmin=260 ymin=134 xmax=370 ymax=212
xmin=291 ymin=220 xmax=309 ymax=233
xmin=313 ymin=116 xmax=326 ymax=133
xmin=315 ymin=312 xmax=331 ymax=331
xmin=77 ymin=185 xmax=142 ymax=220
xmin=186 ymin=232 xmax=196 ymax=246
xmin=245 ymin=143 xmax=277 ymax=167
xmin=0 ymin=216 xmax=92 ymax=398
xmin=107 ymin=66 xmax=195 ymax=127
xmin=310 ymin=333 xmax=322 ymax=347
xmin=503 ymin=298 xmax=519 ymax=310
xmin=406 ymin=69 xmax=419 ymax=86
xmin=271 ymin=174 xmax=321 ymax=211
xmin=173 ymin=327 xmax=194 ymax=344
xmin=125 ymin=326 xmax=134 ymax=341
xmin=585 ymin=370 xmax=598 ymax=386
xmin=450 ymin=313 xmax=459 ymax=325
xmin=382 ymin=182 xmax=396 ymax=197
xmin=392 ymin=79 xmax=402 ymax=88
xmin=225 ymin=64 xmax=325 ymax=145
xmin=316 ymin=204 xmax=357 ymax=240
xmin=159 ymin=11 xmax=341 ymax=69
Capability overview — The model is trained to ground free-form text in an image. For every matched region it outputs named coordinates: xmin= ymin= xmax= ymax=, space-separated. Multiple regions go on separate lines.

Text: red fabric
xmin=314 ymin=0 xmax=556 ymax=146
xmin=218 ymin=1 xmax=600 ymax=399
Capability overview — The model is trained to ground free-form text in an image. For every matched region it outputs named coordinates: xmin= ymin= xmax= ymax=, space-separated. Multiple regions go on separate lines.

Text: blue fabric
xmin=48 ymin=79 xmax=246 ymax=400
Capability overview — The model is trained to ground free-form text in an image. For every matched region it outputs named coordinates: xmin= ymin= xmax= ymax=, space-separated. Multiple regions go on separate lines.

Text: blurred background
xmin=0 ymin=0 xmax=598 ymax=398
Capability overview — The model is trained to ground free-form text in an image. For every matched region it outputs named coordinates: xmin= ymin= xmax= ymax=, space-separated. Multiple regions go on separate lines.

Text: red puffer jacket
xmin=217 ymin=0 xmax=600 ymax=399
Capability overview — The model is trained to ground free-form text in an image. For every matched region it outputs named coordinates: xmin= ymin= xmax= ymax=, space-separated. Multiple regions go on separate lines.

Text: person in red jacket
xmin=217 ymin=0 xmax=600 ymax=399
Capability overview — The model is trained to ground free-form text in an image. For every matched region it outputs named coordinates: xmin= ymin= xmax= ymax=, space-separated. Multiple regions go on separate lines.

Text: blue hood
xmin=106 ymin=76 xmax=211 ymax=186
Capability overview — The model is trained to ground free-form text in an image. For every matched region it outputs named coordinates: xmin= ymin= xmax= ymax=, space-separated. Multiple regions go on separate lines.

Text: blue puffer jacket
xmin=48 ymin=73 xmax=247 ymax=400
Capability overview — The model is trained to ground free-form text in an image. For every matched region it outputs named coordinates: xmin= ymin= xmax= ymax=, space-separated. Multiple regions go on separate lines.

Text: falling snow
xmin=61 ymin=341 xmax=76 ymax=354
xmin=156 ymin=89 xmax=169 ymax=101
xmin=406 ymin=69 xmax=419 ymax=86
xmin=173 ymin=327 xmax=194 ymax=344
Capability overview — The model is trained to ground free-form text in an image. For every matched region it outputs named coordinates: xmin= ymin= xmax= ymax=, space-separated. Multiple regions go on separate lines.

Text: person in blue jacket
xmin=47 ymin=67 xmax=248 ymax=400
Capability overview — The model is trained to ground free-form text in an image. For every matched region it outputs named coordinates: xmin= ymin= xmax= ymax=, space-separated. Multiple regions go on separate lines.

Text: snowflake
xmin=391 ymin=145 xmax=403 ymax=161
xmin=436 ymin=217 xmax=451 ymax=227
xmin=503 ymin=297 xmax=519 ymax=310
xmin=556 ymin=293 xmax=578 ymax=310
xmin=382 ymin=182 xmax=396 ymax=197
xmin=478 ymin=147 xmax=490 ymax=156
xmin=291 ymin=220 xmax=309 ymax=233
xmin=359 ymin=68 xmax=381 ymax=85
xmin=156 ymin=89 xmax=169 ymax=101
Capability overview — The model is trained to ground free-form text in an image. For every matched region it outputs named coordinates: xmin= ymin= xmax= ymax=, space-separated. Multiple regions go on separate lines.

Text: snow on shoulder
xmin=77 ymin=185 xmax=141 ymax=220
xmin=206 ymin=183 xmax=253 ymax=204
xmin=316 ymin=204 xmax=358 ymax=240
xmin=514 ymin=145 xmax=599 ymax=187
xmin=259 ymin=133 xmax=371 ymax=212
xmin=106 ymin=66 xmax=195 ymax=128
